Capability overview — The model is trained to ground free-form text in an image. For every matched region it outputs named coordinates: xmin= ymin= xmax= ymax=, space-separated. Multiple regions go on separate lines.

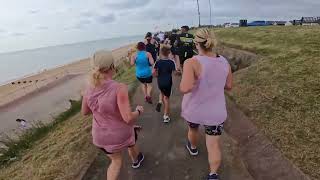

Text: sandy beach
xmin=0 ymin=44 xmax=134 ymax=137
xmin=0 ymin=44 xmax=133 ymax=108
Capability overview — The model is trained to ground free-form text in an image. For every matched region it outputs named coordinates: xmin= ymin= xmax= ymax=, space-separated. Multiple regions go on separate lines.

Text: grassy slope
xmin=214 ymin=26 xmax=320 ymax=179
xmin=0 ymin=63 xmax=137 ymax=180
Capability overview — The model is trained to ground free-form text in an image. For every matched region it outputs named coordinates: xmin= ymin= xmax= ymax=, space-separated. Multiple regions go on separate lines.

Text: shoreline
xmin=0 ymin=44 xmax=134 ymax=107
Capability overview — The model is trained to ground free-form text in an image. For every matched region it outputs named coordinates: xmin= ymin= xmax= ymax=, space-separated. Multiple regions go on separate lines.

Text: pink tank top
xmin=182 ymin=55 xmax=230 ymax=126
xmin=85 ymin=80 xmax=135 ymax=153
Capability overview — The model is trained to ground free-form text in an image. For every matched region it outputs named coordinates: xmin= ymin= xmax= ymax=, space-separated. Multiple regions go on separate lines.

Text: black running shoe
xmin=207 ymin=173 xmax=219 ymax=180
xmin=186 ymin=141 xmax=199 ymax=156
xmin=156 ymin=102 xmax=162 ymax=112
xmin=132 ymin=152 xmax=145 ymax=169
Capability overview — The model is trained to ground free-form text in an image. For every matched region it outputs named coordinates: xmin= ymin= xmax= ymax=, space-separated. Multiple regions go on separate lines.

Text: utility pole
xmin=209 ymin=0 xmax=212 ymax=27
xmin=197 ymin=0 xmax=201 ymax=27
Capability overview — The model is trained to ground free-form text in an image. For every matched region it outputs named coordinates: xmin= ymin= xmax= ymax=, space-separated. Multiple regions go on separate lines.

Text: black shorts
xmin=179 ymin=51 xmax=193 ymax=66
xmin=159 ymin=84 xmax=172 ymax=97
xmin=100 ymin=128 xmax=139 ymax=154
xmin=187 ymin=122 xmax=224 ymax=136
xmin=137 ymin=76 xmax=153 ymax=84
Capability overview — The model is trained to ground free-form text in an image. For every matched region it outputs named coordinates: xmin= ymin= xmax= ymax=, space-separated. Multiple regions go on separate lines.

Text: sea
xmin=0 ymin=35 xmax=143 ymax=85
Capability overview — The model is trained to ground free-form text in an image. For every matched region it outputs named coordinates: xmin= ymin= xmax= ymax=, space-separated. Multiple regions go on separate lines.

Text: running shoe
xmin=146 ymin=96 xmax=153 ymax=104
xmin=207 ymin=173 xmax=219 ymax=180
xmin=156 ymin=102 xmax=162 ymax=112
xmin=132 ymin=152 xmax=145 ymax=169
xmin=186 ymin=141 xmax=199 ymax=156
xmin=163 ymin=115 xmax=171 ymax=123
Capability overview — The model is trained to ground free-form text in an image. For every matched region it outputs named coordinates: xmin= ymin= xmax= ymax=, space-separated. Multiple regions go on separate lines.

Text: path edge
xmin=225 ymin=96 xmax=311 ymax=180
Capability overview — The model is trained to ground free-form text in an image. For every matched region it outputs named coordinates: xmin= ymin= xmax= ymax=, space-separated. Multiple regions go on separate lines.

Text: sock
xmin=209 ymin=172 xmax=218 ymax=176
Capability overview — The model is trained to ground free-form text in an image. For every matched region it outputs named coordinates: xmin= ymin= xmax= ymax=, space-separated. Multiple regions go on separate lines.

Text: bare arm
xmin=147 ymin=52 xmax=155 ymax=65
xmin=225 ymin=65 xmax=233 ymax=91
xmin=180 ymin=59 xmax=196 ymax=94
xmin=81 ymin=95 xmax=92 ymax=116
xmin=130 ymin=54 xmax=136 ymax=66
xmin=117 ymin=84 xmax=140 ymax=124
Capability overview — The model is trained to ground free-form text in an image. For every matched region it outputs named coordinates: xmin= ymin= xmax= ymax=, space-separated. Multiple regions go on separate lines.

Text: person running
xmin=153 ymin=45 xmax=176 ymax=123
xmin=180 ymin=28 xmax=233 ymax=180
xmin=131 ymin=42 xmax=155 ymax=104
xmin=145 ymin=32 xmax=158 ymax=62
xmin=169 ymin=29 xmax=181 ymax=72
xmin=82 ymin=50 xmax=145 ymax=180
xmin=176 ymin=26 xmax=194 ymax=69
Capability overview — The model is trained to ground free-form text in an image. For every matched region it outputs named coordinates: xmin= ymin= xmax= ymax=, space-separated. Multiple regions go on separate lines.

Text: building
xmin=239 ymin=19 xmax=247 ymax=27
xmin=301 ymin=17 xmax=320 ymax=26
xmin=247 ymin=21 xmax=268 ymax=26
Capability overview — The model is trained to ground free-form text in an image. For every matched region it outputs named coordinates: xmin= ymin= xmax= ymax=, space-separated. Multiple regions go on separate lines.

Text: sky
xmin=0 ymin=0 xmax=319 ymax=53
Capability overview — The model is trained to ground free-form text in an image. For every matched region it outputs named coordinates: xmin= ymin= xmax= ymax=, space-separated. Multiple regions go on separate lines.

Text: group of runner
xmin=82 ymin=27 xmax=233 ymax=180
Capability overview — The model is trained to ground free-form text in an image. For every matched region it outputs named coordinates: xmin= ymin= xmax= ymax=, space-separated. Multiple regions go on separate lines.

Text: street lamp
xmin=197 ymin=0 xmax=201 ymax=27
xmin=209 ymin=0 xmax=212 ymax=27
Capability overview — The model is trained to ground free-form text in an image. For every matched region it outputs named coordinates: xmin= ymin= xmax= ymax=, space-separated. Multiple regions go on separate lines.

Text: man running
xmin=145 ymin=32 xmax=158 ymax=62
xmin=169 ymin=29 xmax=181 ymax=72
xmin=176 ymin=26 xmax=195 ymax=69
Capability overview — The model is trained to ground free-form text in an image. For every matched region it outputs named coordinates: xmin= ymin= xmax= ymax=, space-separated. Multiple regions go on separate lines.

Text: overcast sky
xmin=0 ymin=0 xmax=319 ymax=53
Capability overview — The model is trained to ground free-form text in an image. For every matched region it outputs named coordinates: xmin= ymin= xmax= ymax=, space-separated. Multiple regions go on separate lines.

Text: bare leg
xmin=159 ymin=93 xmax=163 ymax=103
xmin=128 ymin=144 xmax=139 ymax=163
xmin=188 ymin=127 xmax=199 ymax=149
xmin=163 ymin=95 xmax=170 ymax=116
xmin=175 ymin=55 xmax=181 ymax=71
xmin=141 ymin=84 xmax=147 ymax=97
xmin=106 ymin=152 xmax=122 ymax=180
xmin=206 ymin=135 xmax=222 ymax=174
xmin=146 ymin=83 xmax=152 ymax=97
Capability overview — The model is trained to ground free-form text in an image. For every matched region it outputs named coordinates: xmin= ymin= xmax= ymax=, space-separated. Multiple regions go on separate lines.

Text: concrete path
xmin=82 ymin=76 xmax=253 ymax=180
xmin=0 ymin=74 xmax=85 ymax=137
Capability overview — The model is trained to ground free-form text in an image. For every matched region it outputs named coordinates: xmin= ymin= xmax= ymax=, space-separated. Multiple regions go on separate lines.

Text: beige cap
xmin=90 ymin=50 xmax=114 ymax=70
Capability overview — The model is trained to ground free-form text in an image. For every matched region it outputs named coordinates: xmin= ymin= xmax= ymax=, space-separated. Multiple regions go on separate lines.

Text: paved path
xmin=83 ymin=76 xmax=253 ymax=180
xmin=0 ymin=75 xmax=85 ymax=137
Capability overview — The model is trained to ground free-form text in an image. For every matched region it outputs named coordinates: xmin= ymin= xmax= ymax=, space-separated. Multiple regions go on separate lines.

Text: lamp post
xmin=209 ymin=0 xmax=212 ymax=27
xmin=197 ymin=0 xmax=201 ymax=27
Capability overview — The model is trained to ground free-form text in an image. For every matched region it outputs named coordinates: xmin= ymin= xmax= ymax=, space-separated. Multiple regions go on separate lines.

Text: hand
xmin=135 ymin=106 xmax=144 ymax=114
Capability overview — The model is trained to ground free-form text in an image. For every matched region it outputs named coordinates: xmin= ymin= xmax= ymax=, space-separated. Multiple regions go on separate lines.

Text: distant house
xmin=247 ymin=21 xmax=268 ymax=26
xmin=230 ymin=23 xmax=239 ymax=27
xmin=301 ymin=17 xmax=320 ymax=26
xmin=292 ymin=20 xmax=302 ymax=25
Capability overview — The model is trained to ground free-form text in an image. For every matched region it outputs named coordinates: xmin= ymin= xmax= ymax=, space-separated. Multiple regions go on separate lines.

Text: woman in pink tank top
xmin=81 ymin=50 xmax=145 ymax=180
xmin=180 ymin=29 xmax=233 ymax=180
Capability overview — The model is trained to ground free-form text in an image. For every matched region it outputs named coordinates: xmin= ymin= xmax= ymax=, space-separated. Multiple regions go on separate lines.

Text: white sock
xmin=209 ymin=172 xmax=218 ymax=176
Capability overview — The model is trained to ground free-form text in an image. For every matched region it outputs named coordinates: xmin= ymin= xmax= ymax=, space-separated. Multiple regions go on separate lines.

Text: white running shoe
xmin=163 ymin=115 xmax=171 ymax=123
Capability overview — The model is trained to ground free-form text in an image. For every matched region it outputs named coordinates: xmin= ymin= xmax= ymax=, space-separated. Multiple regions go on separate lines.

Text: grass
xmin=0 ymin=100 xmax=82 ymax=168
xmin=214 ymin=26 xmax=320 ymax=179
xmin=0 ymin=62 xmax=137 ymax=179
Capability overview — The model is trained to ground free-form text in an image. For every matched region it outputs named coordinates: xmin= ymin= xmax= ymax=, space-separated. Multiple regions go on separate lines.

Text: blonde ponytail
xmin=194 ymin=28 xmax=216 ymax=51
xmin=90 ymin=68 xmax=103 ymax=87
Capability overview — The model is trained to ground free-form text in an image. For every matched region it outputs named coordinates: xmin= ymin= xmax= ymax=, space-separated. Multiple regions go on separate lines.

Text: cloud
xmin=72 ymin=19 xmax=93 ymax=30
xmin=11 ymin=33 xmax=26 ymax=37
xmin=37 ymin=26 xmax=49 ymax=30
xmin=29 ymin=10 xmax=39 ymax=14
xmin=96 ymin=14 xmax=115 ymax=24
xmin=104 ymin=0 xmax=151 ymax=9
xmin=0 ymin=29 xmax=6 ymax=33
xmin=80 ymin=11 xmax=96 ymax=17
